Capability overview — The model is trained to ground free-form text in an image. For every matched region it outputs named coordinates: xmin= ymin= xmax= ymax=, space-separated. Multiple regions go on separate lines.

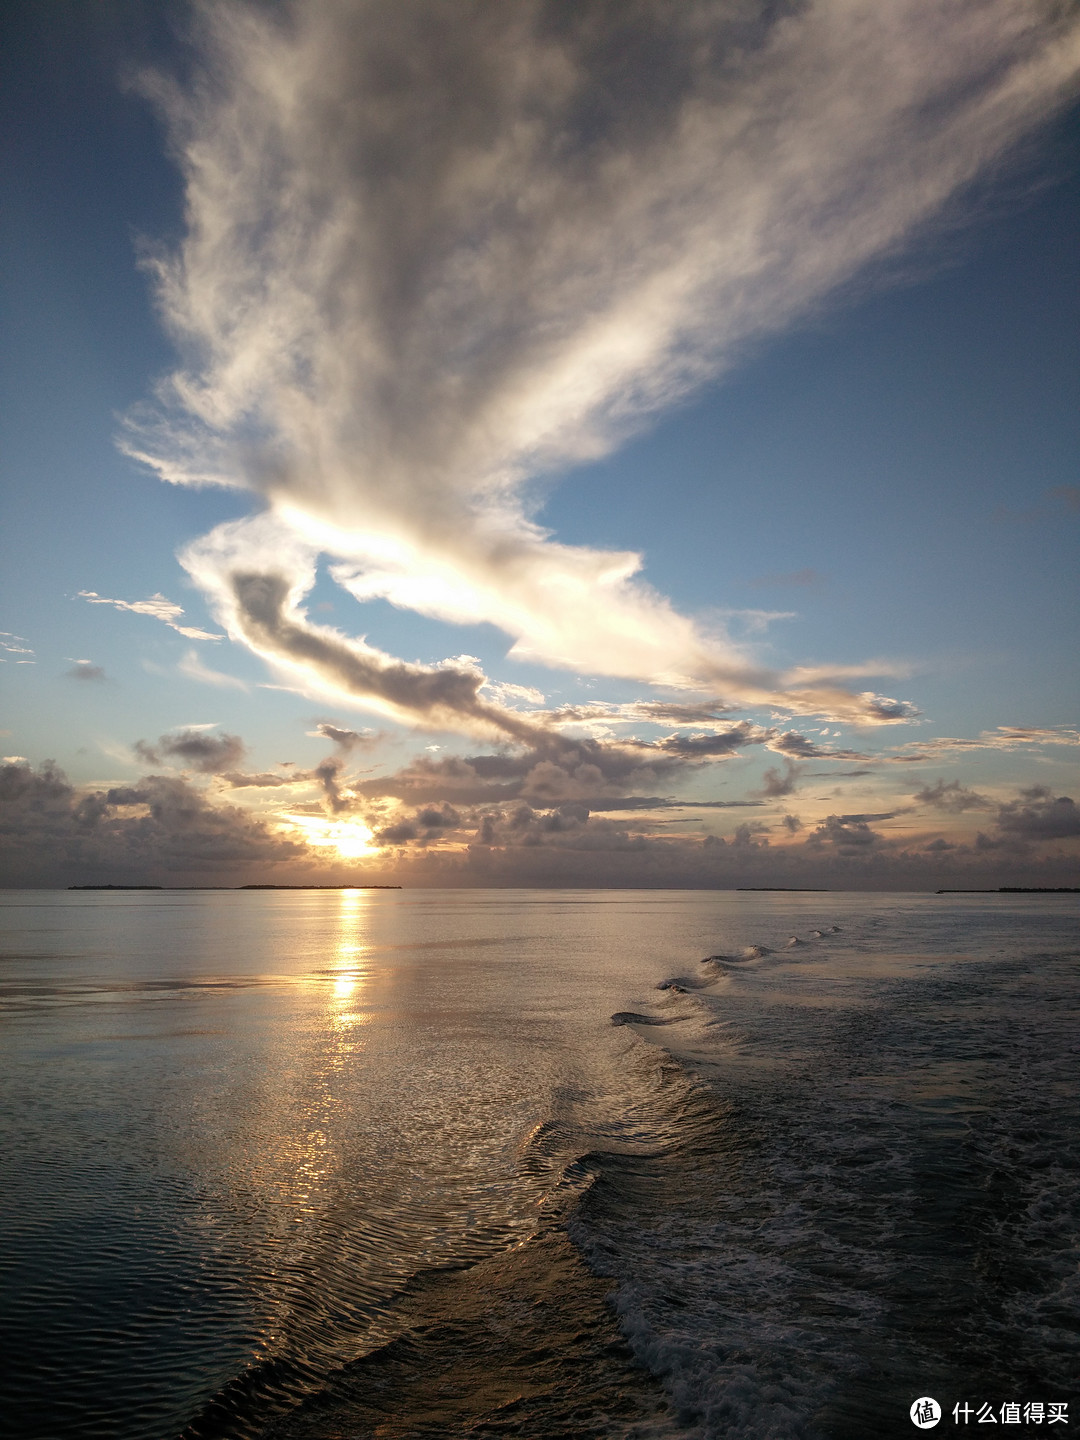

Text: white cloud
xmin=480 ymin=679 xmax=546 ymax=708
xmin=124 ymin=0 xmax=1080 ymax=732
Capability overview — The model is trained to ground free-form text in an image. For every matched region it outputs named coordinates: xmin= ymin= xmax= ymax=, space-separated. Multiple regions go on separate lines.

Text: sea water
xmin=0 ymin=888 xmax=1076 ymax=1439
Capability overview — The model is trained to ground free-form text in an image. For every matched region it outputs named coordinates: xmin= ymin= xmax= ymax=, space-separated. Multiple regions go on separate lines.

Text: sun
xmin=333 ymin=826 xmax=376 ymax=859
xmin=282 ymin=813 xmax=380 ymax=860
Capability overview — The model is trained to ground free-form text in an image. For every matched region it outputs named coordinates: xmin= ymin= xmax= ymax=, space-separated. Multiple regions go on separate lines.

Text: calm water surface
xmin=0 ymin=889 xmax=1076 ymax=1438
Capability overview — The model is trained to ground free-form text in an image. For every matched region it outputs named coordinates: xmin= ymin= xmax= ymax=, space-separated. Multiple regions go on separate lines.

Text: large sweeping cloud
xmin=126 ymin=0 xmax=1080 ymax=734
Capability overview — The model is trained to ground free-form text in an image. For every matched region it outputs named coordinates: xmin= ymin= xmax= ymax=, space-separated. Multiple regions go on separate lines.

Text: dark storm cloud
xmin=333 ymin=716 xmax=823 ymax=830
xmin=656 ymin=722 xmax=771 ymax=758
xmin=835 ymin=811 xmax=902 ymax=825
xmin=416 ymin=803 xmax=461 ymax=830
xmin=312 ymin=721 xmax=375 ymax=750
xmin=0 ymin=760 xmax=71 ymax=805
xmin=349 ymin=730 xmax=696 ymax=809
xmin=351 ymin=753 xmax=511 ymax=806
xmin=768 ymin=731 xmax=828 ymax=759
xmin=375 ymin=802 xmax=463 ymax=847
xmin=313 ymin=756 xmax=351 ymax=813
xmin=758 ymin=760 xmax=799 ymax=798
xmin=914 ymin=778 xmax=992 ymax=813
xmin=767 ymin=731 xmax=872 ymax=762
xmin=652 ymin=723 xmax=875 ymax=766
xmin=221 ymin=771 xmax=306 ymax=788
xmin=626 ymin=701 xmax=739 ymax=724
xmin=470 ymin=803 xmax=646 ymax=854
xmin=348 ymin=737 xmax=774 ymax=811
xmin=861 ymin=696 xmax=919 ymax=723
xmin=807 ymin=769 xmax=873 ymax=778
xmin=135 ymin=729 xmax=247 ymax=774
xmin=808 ymin=815 xmax=882 ymax=850
xmin=645 ymin=798 xmax=766 ymax=810
xmin=66 ymin=662 xmax=107 ymax=682
xmin=996 ymin=787 xmax=1080 ymax=840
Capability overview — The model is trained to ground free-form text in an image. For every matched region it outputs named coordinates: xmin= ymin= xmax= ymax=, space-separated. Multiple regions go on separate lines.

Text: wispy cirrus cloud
xmin=1 ymin=631 xmax=35 ymax=663
xmin=884 ymin=726 xmax=1080 ymax=763
xmin=79 ymin=590 xmax=222 ymax=641
xmin=120 ymin=0 xmax=1080 ymax=734
xmin=764 ymin=724 xmax=1080 ymax=766
xmin=177 ymin=647 xmax=249 ymax=691
xmin=749 ymin=569 xmax=826 ymax=590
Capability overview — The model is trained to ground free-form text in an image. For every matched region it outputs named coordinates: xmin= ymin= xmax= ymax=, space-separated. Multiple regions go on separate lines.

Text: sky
xmin=1 ymin=0 xmax=1078 ymax=889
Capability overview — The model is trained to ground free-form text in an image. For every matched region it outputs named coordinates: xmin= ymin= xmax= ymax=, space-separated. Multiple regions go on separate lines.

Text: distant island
xmin=936 ymin=887 xmax=1079 ymax=894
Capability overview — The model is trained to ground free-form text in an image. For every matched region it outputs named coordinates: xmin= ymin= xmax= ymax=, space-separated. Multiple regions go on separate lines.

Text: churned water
xmin=0 ymin=888 xmax=1076 ymax=1438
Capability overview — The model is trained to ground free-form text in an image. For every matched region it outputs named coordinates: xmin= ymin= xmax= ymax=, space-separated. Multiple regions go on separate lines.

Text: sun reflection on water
xmin=247 ymin=888 xmax=386 ymax=1360
xmin=327 ymin=888 xmax=374 ymax=1031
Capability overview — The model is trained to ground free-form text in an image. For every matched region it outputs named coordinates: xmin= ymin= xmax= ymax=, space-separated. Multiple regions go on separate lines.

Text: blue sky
xmin=2 ymin=0 xmax=1078 ymax=887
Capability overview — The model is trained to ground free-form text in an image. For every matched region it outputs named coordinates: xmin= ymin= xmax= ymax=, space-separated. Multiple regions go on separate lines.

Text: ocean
xmin=0 ymin=888 xmax=1076 ymax=1439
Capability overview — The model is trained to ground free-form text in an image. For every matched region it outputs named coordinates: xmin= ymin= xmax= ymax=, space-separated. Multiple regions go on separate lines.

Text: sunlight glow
xmin=282 ymin=813 xmax=379 ymax=859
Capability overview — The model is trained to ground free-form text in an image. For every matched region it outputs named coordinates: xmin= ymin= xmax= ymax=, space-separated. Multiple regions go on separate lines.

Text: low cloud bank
xmin=0 ymin=760 xmax=305 ymax=886
xmin=2 ymin=755 xmax=1076 ymax=891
